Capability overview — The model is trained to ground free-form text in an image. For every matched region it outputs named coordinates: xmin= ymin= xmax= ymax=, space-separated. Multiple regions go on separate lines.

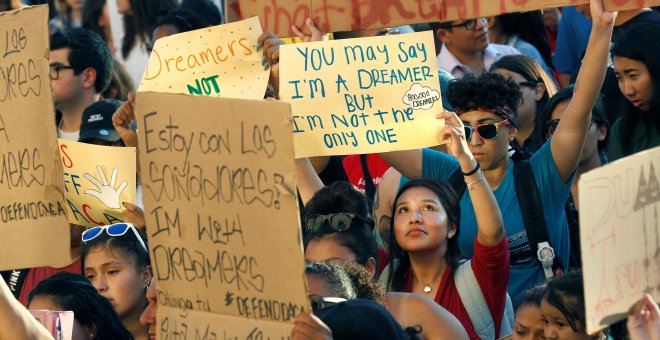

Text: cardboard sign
xmin=138 ymin=17 xmax=269 ymax=100
xmin=280 ymin=30 xmax=445 ymax=158
xmin=135 ymin=92 xmax=308 ymax=337
xmin=0 ymin=6 xmax=71 ymax=270
xmin=579 ymin=146 xmax=660 ymax=334
xmin=226 ymin=0 xmax=660 ymax=36
xmin=57 ymin=140 xmax=136 ymax=228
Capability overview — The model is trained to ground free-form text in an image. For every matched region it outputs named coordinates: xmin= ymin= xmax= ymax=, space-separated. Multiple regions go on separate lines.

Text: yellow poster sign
xmin=138 ymin=17 xmax=269 ymax=100
xmin=58 ymin=140 xmax=136 ymax=227
xmin=279 ymin=31 xmax=446 ymax=158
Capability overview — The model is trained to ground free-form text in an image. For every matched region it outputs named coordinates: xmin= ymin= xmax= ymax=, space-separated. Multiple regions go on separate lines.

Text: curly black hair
xmin=447 ymin=72 xmax=523 ymax=124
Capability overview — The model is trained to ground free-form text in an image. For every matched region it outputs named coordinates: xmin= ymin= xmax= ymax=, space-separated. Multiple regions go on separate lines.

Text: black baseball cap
xmin=79 ymin=99 xmax=122 ymax=144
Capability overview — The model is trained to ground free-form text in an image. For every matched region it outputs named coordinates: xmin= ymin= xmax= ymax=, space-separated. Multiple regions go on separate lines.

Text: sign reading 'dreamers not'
xmin=280 ymin=30 xmax=445 ymax=158
xmin=58 ymin=140 xmax=136 ymax=228
xmin=579 ymin=146 xmax=660 ymax=334
xmin=139 ymin=17 xmax=269 ymax=100
xmin=135 ymin=92 xmax=308 ymax=338
xmin=227 ymin=0 xmax=660 ymax=36
xmin=0 ymin=6 xmax=71 ymax=270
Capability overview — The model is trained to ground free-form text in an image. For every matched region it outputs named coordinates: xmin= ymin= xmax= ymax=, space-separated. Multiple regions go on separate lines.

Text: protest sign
xmin=579 ymin=146 xmax=660 ymax=334
xmin=57 ymin=140 xmax=136 ymax=228
xmin=226 ymin=0 xmax=660 ymax=36
xmin=280 ymin=30 xmax=445 ymax=158
xmin=138 ymin=17 xmax=269 ymax=100
xmin=135 ymin=92 xmax=308 ymax=338
xmin=0 ymin=6 xmax=71 ymax=270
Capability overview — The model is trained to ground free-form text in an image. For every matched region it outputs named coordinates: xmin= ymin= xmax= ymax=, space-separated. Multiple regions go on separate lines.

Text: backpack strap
xmin=359 ymin=154 xmax=377 ymax=201
xmin=455 ymin=260 xmax=514 ymax=339
xmin=513 ymin=159 xmax=563 ymax=277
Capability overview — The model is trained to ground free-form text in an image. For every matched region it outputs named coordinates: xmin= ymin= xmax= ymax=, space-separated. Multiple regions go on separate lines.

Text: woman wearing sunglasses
xmin=81 ymin=223 xmax=151 ymax=340
xmin=380 ymin=0 xmax=615 ymax=310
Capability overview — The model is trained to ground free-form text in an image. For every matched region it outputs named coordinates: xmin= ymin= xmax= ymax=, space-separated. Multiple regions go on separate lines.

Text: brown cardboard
xmin=226 ymin=0 xmax=660 ymax=36
xmin=0 ymin=6 xmax=71 ymax=270
xmin=135 ymin=92 xmax=308 ymax=331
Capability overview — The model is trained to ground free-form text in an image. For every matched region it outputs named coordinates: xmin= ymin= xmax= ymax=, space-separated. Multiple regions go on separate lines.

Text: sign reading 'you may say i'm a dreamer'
xmin=280 ymin=31 xmax=446 ymax=158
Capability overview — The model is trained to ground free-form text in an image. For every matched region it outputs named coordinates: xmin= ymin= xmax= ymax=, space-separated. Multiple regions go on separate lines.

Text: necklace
xmin=413 ymin=271 xmax=442 ymax=294
xmin=423 ymin=284 xmax=433 ymax=293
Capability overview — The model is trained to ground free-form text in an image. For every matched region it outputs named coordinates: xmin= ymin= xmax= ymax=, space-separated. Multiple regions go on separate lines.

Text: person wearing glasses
xmin=50 ymin=28 xmax=112 ymax=141
xmin=81 ymin=223 xmax=151 ymax=340
xmin=380 ymin=0 xmax=615 ymax=309
xmin=429 ymin=17 xmax=519 ymax=79
xmin=491 ymin=55 xmax=558 ymax=156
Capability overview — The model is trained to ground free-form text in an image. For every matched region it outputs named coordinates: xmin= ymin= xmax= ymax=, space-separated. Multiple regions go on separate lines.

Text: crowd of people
xmin=1 ymin=0 xmax=660 ymax=339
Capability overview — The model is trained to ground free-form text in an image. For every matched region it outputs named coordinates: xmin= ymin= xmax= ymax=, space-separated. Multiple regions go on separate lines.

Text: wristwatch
xmin=537 ymin=241 xmax=555 ymax=279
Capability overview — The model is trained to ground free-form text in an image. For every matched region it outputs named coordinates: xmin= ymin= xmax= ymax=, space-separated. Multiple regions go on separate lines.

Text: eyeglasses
xmin=464 ymin=119 xmax=510 ymax=141
xmin=305 ymin=213 xmax=356 ymax=233
xmin=377 ymin=27 xmax=401 ymax=36
xmin=309 ymin=295 xmax=347 ymax=312
xmin=49 ymin=64 xmax=76 ymax=80
xmin=82 ymin=223 xmax=148 ymax=252
xmin=449 ymin=18 xmax=487 ymax=31
xmin=517 ymin=81 xmax=538 ymax=88
xmin=545 ymin=119 xmax=560 ymax=136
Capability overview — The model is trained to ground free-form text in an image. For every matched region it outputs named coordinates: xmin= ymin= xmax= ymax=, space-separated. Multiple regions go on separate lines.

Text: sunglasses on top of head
xmin=82 ymin=222 xmax=148 ymax=252
xmin=464 ymin=119 xmax=510 ymax=141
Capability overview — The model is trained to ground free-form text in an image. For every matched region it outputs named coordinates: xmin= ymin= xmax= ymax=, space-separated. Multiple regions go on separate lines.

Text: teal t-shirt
xmin=413 ymin=142 xmax=572 ymax=308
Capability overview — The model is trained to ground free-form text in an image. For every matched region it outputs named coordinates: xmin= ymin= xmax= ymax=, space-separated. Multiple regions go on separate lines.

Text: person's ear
xmin=507 ymin=124 xmax=517 ymax=142
xmin=142 ymin=264 xmax=153 ymax=288
xmin=436 ymin=28 xmax=451 ymax=44
xmin=365 ymin=257 xmax=377 ymax=278
xmin=597 ymin=124 xmax=608 ymax=141
xmin=86 ymin=324 xmax=97 ymax=339
xmin=534 ymin=82 xmax=546 ymax=101
xmin=81 ymin=67 xmax=97 ymax=90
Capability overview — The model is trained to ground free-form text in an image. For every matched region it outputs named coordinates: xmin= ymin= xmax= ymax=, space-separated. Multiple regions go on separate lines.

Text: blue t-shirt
xmin=418 ymin=142 xmax=572 ymax=308
xmin=554 ymin=7 xmax=592 ymax=74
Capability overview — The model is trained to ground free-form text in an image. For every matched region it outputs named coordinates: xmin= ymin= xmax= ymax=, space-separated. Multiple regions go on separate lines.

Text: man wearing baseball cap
xmin=78 ymin=100 xmax=124 ymax=146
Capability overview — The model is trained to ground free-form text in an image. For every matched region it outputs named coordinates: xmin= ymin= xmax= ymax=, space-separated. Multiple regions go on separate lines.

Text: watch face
xmin=540 ymin=248 xmax=554 ymax=261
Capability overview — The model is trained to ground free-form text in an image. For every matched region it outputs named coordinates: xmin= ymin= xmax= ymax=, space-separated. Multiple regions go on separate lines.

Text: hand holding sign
xmin=84 ymin=166 xmax=128 ymax=209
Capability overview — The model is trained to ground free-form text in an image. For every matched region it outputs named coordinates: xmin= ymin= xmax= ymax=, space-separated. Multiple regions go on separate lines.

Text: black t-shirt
xmin=612 ymin=10 xmax=660 ymax=43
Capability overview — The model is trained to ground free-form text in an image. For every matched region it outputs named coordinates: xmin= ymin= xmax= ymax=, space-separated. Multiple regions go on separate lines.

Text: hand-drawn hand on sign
xmin=84 ymin=165 xmax=128 ymax=209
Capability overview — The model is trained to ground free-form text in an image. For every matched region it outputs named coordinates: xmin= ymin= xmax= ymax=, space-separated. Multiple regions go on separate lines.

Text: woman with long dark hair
xmin=609 ymin=23 xmax=660 ymax=161
xmin=491 ymin=55 xmax=558 ymax=155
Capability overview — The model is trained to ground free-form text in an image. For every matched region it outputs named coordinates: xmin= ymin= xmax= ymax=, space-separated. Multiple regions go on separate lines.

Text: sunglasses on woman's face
xmin=464 ymin=119 xmax=510 ymax=141
xmin=82 ymin=223 xmax=148 ymax=252
xmin=304 ymin=213 xmax=356 ymax=233
xmin=308 ymin=295 xmax=347 ymax=312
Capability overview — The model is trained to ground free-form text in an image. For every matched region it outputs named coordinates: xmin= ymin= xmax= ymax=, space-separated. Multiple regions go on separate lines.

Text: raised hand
xmin=627 ymin=294 xmax=660 ymax=340
xmin=258 ymin=32 xmax=285 ymax=94
xmin=590 ymin=0 xmax=617 ymax=27
xmin=436 ymin=111 xmax=472 ymax=162
xmin=84 ymin=166 xmax=128 ymax=209
xmin=291 ymin=18 xmax=326 ymax=42
xmin=111 ymin=92 xmax=137 ymax=148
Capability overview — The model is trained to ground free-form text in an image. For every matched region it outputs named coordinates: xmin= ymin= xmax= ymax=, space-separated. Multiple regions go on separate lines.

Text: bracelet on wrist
xmin=466 ymin=172 xmax=484 ymax=191
xmin=462 ymin=161 xmax=480 ymax=176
